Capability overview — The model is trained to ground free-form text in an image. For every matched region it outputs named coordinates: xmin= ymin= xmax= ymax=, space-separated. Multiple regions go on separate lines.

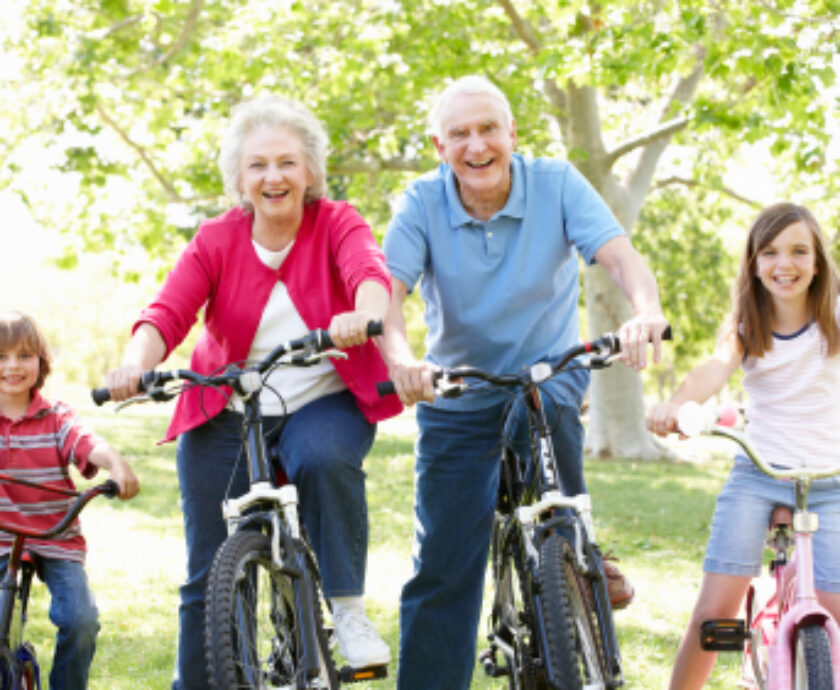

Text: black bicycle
xmin=0 ymin=474 xmax=118 ymax=690
xmin=379 ymin=330 xmax=666 ymax=689
xmin=92 ymin=323 xmax=388 ymax=689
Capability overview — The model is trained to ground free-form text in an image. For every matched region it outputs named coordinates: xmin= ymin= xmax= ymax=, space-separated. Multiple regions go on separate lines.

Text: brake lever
xmin=289 ymin=348 xmax=349 ymax=366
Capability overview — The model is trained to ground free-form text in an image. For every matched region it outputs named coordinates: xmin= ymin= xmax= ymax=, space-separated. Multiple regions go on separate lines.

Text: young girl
xmin=647 ymin=202 xmax=840 ymax=689
xmin=0 ymin=311 xmax=138 ymax=690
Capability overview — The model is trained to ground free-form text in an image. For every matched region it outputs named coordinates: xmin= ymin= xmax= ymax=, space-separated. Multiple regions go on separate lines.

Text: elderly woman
xmin=106 ymin=96 xmax=401 ymax=689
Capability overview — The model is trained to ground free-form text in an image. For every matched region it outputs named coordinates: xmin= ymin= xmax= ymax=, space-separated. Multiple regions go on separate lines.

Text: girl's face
xmin=755 ymin=221 xmax=818 ymax=308
xmin=0 ymin=345 xmax=39 ymax=402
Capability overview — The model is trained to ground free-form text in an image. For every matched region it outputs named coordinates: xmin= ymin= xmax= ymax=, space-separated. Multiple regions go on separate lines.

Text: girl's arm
xmin=88 ymin=443 xmax=140 ymax=500
xmin=647 ymin=328 xmax=742 ymax=436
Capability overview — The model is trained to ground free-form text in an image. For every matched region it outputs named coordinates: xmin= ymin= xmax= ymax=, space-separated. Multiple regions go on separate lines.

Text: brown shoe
xmin=602 ymin=552 xmax=634 ymax=610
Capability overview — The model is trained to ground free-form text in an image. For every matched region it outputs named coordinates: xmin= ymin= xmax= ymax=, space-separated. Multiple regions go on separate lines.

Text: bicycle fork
xmin=223 ymin=483 xmax=325 ymax=682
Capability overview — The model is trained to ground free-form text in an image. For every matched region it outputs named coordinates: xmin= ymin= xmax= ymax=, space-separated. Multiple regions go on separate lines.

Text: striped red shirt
xmin=0 ymin=391 xmax=100 ymax=562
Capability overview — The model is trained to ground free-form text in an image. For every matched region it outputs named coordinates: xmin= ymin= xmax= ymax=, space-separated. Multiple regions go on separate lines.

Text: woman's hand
xmin=646 ymin=401 xmax=681 ymax=437
xmin=328 ymin=311 xmax=378 ymax=350
xmin=106 ymin=364 xmax=145 ymax=402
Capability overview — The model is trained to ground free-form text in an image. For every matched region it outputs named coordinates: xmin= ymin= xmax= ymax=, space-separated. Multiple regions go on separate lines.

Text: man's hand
xmin=388 ymin=357 xmax=437 ymax=406
xmin=616 ymin=312 xmax=670 ymax=371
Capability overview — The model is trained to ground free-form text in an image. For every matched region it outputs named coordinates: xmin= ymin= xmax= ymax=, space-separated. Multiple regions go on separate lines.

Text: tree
xmin=2 ymin=0 xmax=839 ymax=457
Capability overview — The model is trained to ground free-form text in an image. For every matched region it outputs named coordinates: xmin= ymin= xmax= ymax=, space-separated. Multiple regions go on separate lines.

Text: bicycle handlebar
xmin=0 ymin=479 xmax=118 ymax=539
xmin=376 ymin=325 xmax=671 ymax=398
xmin=677 ymin=401 xmax=840 ymax=483
xmin=91 ymin=321 xmax=384 ymax=406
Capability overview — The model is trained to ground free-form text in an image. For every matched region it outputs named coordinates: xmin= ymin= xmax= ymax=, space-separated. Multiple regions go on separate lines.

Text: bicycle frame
xmin=0 ymin=476 xmax=116 ymax=690
xmin=684 ymin=406 xmax=840 ymax=689
xmin=512 ymin=369 xmax=623 ymax=688
xmin=219 ymin=379 xmax=325 ymax=680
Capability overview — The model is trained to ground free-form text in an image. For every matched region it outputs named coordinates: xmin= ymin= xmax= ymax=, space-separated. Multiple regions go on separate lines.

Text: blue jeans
xmin=0 ymin=557 xmax=99 ymax=690
xmin=398 ymin=396 xmax=585 ymax=690
xmin=172 ymin=390 xmax=376 ymax=690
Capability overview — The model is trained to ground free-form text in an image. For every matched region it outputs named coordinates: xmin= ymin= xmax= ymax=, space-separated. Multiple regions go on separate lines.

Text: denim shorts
xmin=704 ymin=456 xmax=840 ymax=592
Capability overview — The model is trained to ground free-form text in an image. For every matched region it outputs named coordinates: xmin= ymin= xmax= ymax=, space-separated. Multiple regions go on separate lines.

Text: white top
xmin=743 ymin=318 xmax=840 ymax=469
xmin=233 ymin=240 xmax=346 ymax=416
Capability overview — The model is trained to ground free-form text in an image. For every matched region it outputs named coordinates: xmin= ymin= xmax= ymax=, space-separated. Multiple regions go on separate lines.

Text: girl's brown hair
xmin=0 ymin=311 xmax=52 ymax=389
xmin=731 ymin=202 xmax=840 ymax=358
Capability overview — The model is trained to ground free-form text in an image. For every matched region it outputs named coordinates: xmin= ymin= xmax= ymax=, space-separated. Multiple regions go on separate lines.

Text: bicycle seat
xmin=769 ymin=506 xmax=793 ymax=528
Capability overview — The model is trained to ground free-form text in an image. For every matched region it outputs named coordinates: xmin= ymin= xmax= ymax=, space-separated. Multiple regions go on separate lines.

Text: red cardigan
xmin=136 ymin=200 xmax=402 ymax=441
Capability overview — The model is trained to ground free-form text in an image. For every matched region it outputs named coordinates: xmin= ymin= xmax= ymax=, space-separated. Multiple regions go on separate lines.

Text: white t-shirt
xmin=743 ymin=319 xmax=840 ymax=469
xmin=233 ymin=240 xmax=346 ymax=416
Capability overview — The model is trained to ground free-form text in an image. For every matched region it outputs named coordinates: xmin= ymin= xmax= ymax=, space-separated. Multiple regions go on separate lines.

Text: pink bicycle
xmin=678 ymin=402 xmax=840 ymax=689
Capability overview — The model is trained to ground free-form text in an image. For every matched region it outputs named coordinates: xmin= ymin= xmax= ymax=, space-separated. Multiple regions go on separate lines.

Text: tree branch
xmin=330 ymin=158 xmax=427 ymax=175
xmin=126 ymin=0 xmax=205 ymax=78
xmin=496 ymin=0 xmax=568 ymax=133
xmin=95 ymin=104 xmax=182 ymax=200
xmin=605 ymin=117 xmax=690 ymax=167
xmin=655 ymin=175 xmax=762 ymax=208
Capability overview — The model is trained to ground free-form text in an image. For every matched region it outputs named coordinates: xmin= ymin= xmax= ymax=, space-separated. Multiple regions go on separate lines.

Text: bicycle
xmin=0 ymin=473 xmax=118 ymax=690
xmin=92 ymin=323 xmax=388 ymax=689
xmin=378 ymin=330 xmax=659 ymax=689
xmin=677 ymin=401 xmax=840 ymax=690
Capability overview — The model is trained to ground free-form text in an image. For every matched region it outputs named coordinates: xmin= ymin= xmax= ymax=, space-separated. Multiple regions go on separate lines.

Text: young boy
xmin=0 ymin=310 xmax=138 ymax=690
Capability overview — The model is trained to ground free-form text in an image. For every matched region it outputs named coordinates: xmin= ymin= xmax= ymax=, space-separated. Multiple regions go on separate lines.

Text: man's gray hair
xmin=218 ymin=95 xmax=329 ymax=208
xmin=428 ymin=75 xmax=514 ymax=138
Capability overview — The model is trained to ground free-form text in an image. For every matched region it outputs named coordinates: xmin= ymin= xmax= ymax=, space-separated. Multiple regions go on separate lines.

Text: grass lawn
xmin=24 ymin=384 xmax=747 ymax=688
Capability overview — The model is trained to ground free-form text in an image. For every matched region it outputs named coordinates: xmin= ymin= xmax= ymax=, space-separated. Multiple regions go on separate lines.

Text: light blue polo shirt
xmin=384 ymin=153 xmax=625 ymax=410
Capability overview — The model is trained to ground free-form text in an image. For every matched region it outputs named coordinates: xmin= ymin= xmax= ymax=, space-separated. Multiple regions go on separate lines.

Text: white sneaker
xmin=332 ymin=607 xmax=391 ymax=668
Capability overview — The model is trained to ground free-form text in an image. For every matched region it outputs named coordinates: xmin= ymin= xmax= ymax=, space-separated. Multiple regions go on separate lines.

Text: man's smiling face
xmin=433 ymin=92 xmax=516 ymax=211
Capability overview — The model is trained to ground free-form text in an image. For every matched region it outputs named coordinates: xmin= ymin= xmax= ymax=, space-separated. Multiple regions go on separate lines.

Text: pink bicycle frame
xmin=765 ymin=529 xmax=840 ymax=689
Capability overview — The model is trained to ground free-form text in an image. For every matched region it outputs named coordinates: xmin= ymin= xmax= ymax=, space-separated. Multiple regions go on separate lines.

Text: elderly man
xmin=380 ymin=75 xmax=668 ymax=689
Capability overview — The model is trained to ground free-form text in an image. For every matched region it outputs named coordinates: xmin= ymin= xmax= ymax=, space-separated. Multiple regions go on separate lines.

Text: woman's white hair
xmin=428 ymin=75 xmax=514 ymax=137
xmin=218 ymin=95 xmax=329 ymax=207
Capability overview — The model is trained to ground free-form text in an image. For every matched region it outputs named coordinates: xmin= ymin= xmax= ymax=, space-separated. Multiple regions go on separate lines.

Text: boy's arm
xmin=647 ymin=329 xmax=742 ymax=436
xmin=88 ymin=443 xmax=140 ymax=500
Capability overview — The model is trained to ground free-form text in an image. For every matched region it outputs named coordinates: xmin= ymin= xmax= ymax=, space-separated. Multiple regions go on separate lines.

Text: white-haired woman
xmin=106 ymin=96 xmax=400 ymax=689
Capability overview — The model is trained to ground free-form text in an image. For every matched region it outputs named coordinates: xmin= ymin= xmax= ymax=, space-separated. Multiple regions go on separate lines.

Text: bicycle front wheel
xmin=793 ymin=624 xmax=834 ymax=690
xmin=538 ymin=531 xmax=608 ymax=690
xmin=204 ymin=530 xmax=336 ymax=689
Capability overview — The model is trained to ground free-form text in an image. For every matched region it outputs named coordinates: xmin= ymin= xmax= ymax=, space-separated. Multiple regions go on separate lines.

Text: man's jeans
xmin=398 ymin=395 xmax=584 ymax=690
xmin=0 ymin=557 xmax=99 ymax=690
xmin=171 ymin=390 xmax=375 ymax=690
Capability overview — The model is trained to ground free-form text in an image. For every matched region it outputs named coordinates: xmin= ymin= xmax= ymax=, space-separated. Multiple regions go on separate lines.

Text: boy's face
xmin=0 ymin=345 xmax=40 ymax=401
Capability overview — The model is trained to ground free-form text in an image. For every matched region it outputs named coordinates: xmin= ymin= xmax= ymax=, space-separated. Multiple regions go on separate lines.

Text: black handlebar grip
xmin=377 ymin=381 xmax=396 ymax=397
xmin=662 ymin=324 xmax=673 ymax=341
xmin=101 ymin=479 xmax=120 ymax=498
xmin=91 ymin=387 xmax=111 ymax=406
xmin=367 ymin=320 xmax=384 ymax=337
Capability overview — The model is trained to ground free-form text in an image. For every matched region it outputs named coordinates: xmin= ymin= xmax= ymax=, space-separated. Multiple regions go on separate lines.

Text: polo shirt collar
xmin=0 ymin=391 xmax=50 ymax=423
xmin=443 ymin=153 xmax=526 ymax=228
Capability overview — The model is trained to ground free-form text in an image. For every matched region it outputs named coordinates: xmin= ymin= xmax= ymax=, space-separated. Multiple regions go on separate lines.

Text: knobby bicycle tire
xmin=490 ymin=513 xmax=539 ymax=689
xmin=538 ymin=532 xmax=609 ymax=690
xmin=793 ymin=624 xmax=834 ymax=690
xmin=204 ymin=530 xmax=337 ymax=689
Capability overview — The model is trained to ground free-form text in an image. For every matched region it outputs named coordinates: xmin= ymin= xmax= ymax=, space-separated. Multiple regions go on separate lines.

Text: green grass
xmin=26 ymin=386 xmax=746 ymax=688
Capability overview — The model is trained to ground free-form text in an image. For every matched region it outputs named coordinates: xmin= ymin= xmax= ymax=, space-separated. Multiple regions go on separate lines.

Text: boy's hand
xmin=108 ymin=458 xmax=140 ymax=500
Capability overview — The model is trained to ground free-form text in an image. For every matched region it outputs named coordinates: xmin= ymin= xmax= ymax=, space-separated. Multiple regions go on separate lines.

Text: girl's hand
xmin=328 ymin=311 xmax=377 ymax=350
xmin=108 ymin=457 xmax=140 ymax=501
xmin=646 ymin=401 xmax=682 ymax=437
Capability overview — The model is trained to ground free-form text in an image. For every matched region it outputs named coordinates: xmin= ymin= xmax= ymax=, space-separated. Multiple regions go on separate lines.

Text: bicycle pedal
xmin=338 ymin=664 xmax=388 ymax=683
xmin=701 ymin=619 xmax=748 ymax=651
